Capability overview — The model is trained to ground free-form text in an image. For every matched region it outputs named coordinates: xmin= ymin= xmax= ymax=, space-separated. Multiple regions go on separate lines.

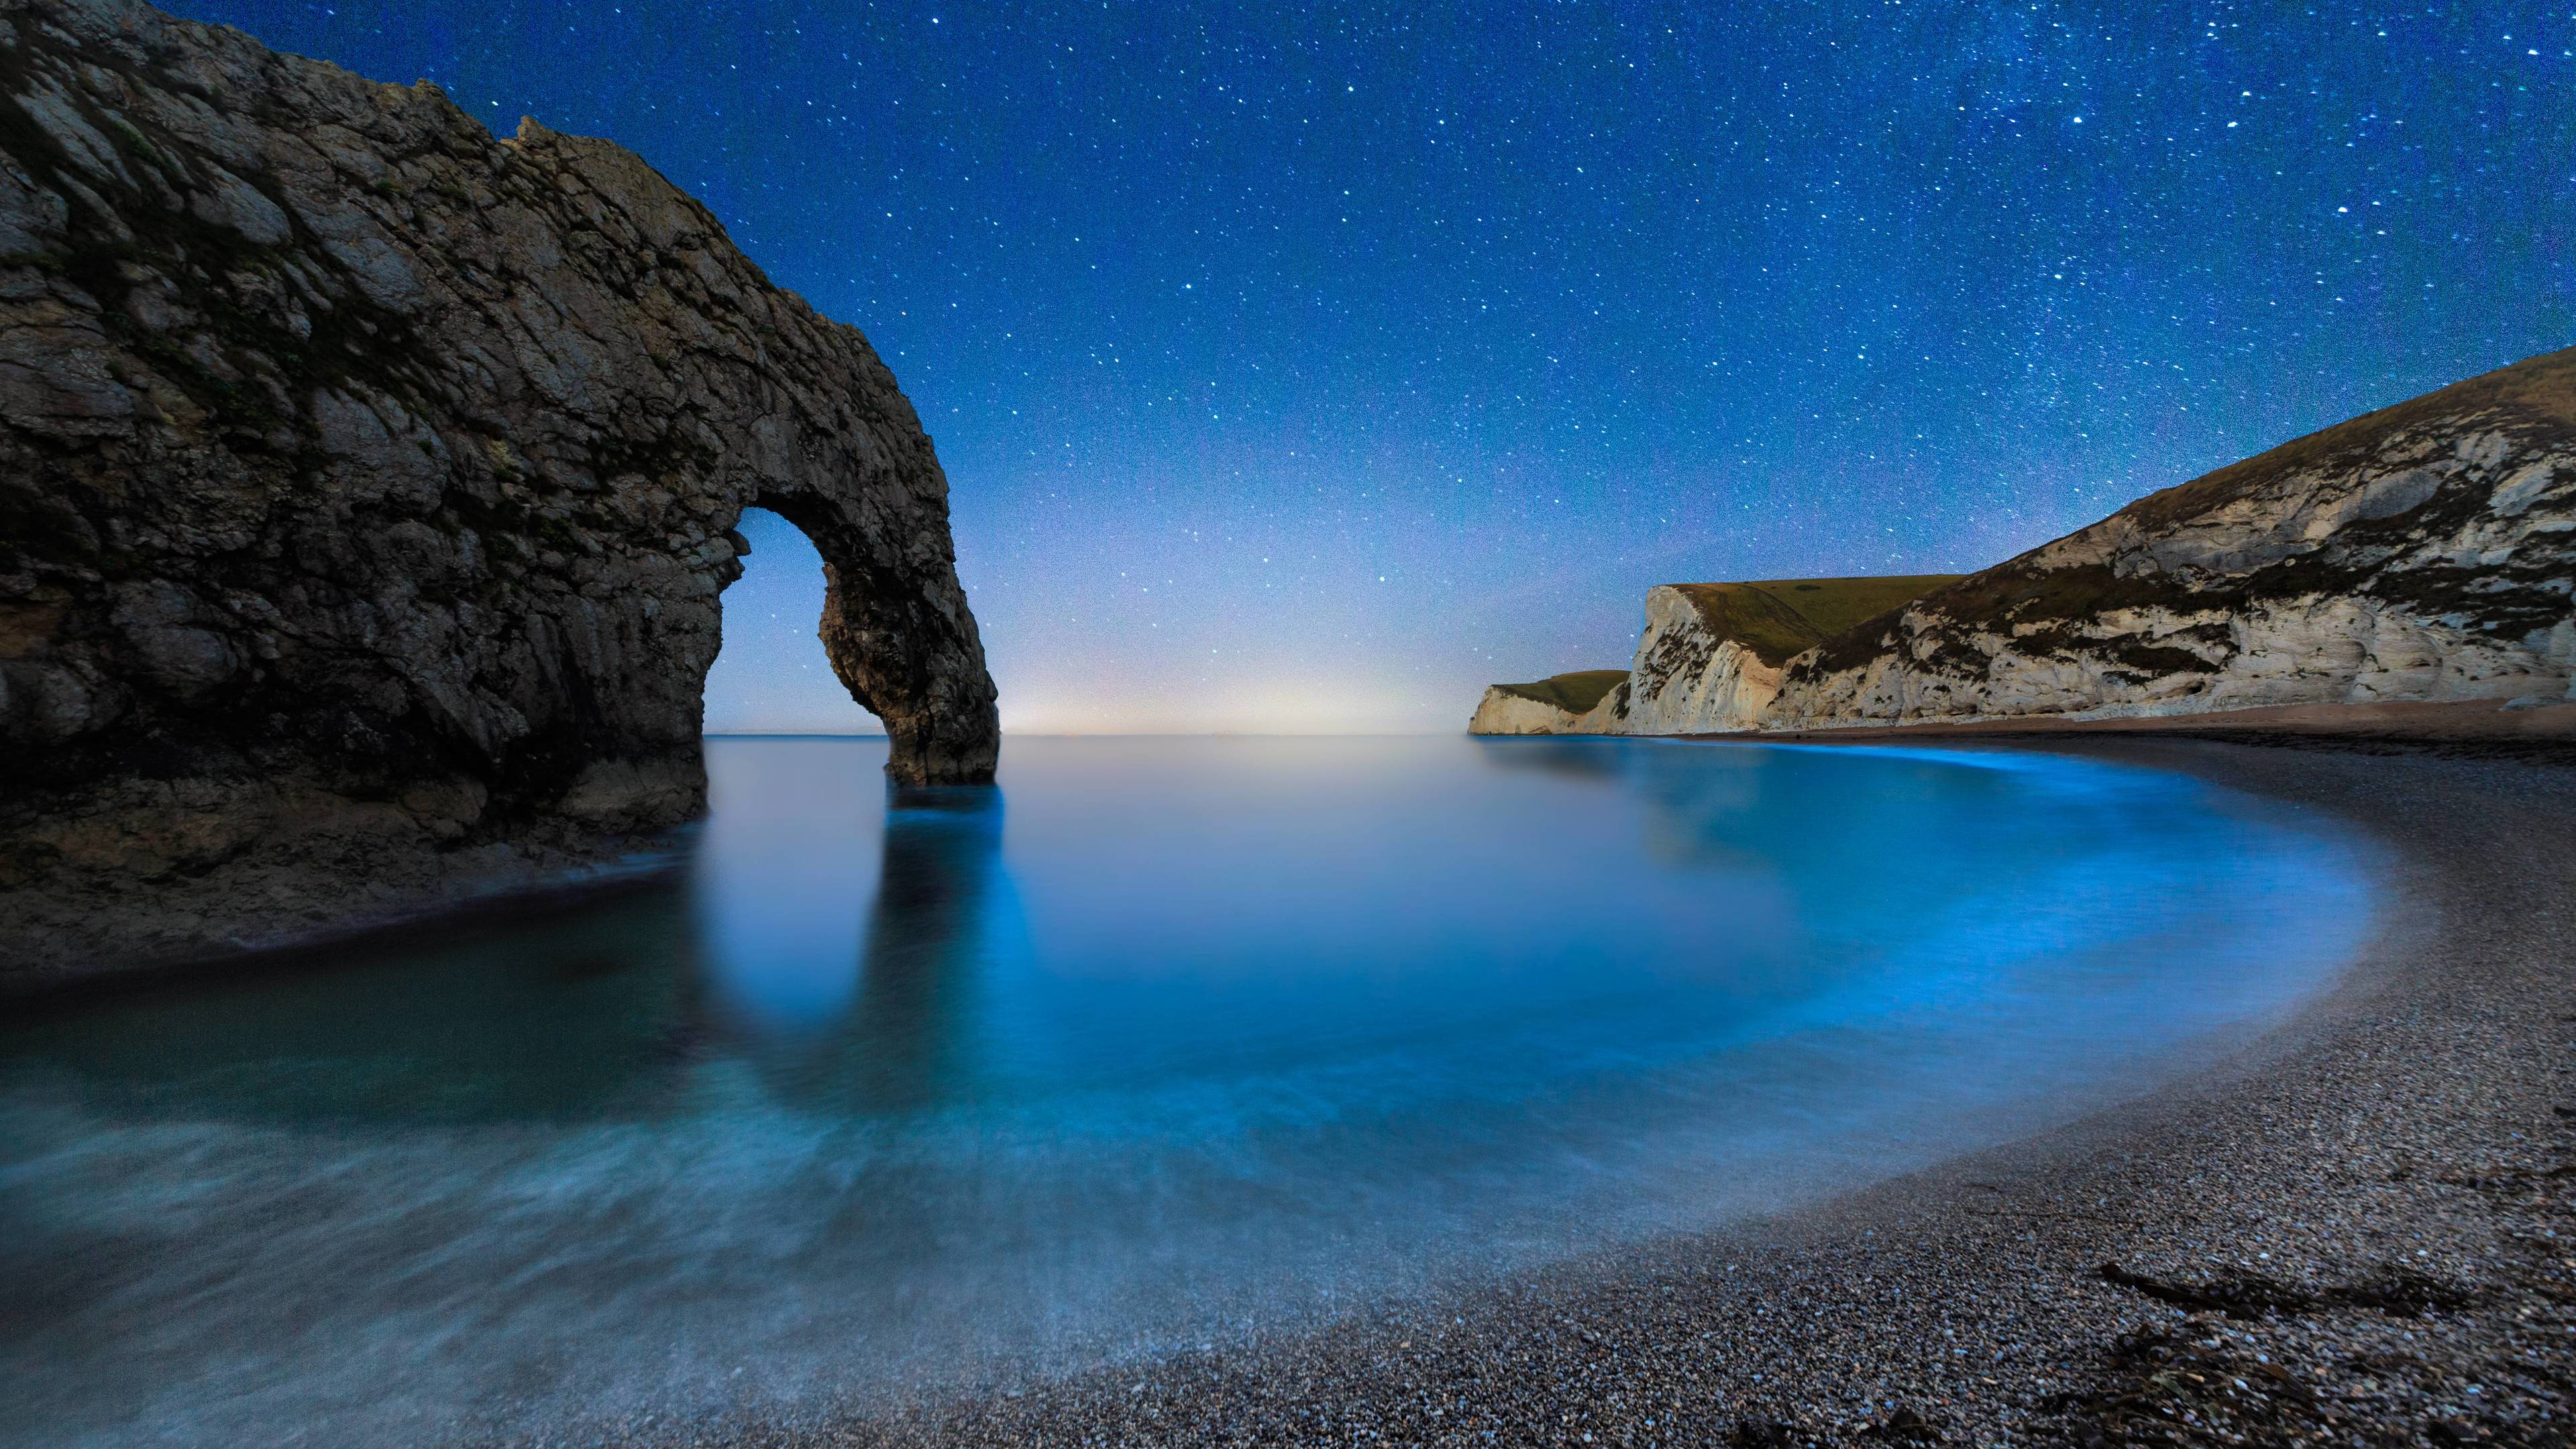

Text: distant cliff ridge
xmin=1468 ymin=669 xmax=1630 ymax=735
xmin=1771 ymin=349 xmax=2576 ymax=727
xmin=1468 ymin=577 xmax=1964 ymax=737
xmin=1622 ymin=576 xmax=1966 ymax=734
xmin=1473 ymin=347 xmax=2576 ymax=738
xmin=0 ymin=0 xmax=998 ymax=973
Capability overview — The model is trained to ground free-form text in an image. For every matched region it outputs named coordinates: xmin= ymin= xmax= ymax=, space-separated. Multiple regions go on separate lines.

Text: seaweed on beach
xmin=2041 ymin=1324 xmax=2332 ymax=1447
xmin=1857 ymin=1404 xmax=1949 ymax=1443
xmin=2096 ymin=1263 xmax=2481 ymax=1322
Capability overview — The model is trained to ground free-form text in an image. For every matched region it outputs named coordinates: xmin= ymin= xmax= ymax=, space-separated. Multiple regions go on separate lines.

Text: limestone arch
xmin=707 ymin=487 xmax=999 ymax=787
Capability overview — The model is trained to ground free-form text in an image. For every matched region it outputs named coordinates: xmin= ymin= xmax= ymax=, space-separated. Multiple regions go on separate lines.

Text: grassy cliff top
xmin=1493 ymin=669 xmax=1630 ymax=713
xmin=2125 ymin=344 xmax=2576 ymax=534
xmin=1666 ymin=576 xmax=1968 ymax=665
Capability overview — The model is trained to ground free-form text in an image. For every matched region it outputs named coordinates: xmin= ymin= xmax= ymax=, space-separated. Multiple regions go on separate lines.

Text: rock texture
xmin=1468 ymin=578 xmax=1960 ymax=737
xmin=1770 ymin=347 xmax=2576 ymax=727
xmin=1619 ymin=577 xmax=1964 ymax=735
xmin=0 ymin=0 xmax=998 ymax=974
xmin=1472 ymin=350 xmax=2575 ymax=739
xmin=1617 ymin=586 xmax=1789 ymax=735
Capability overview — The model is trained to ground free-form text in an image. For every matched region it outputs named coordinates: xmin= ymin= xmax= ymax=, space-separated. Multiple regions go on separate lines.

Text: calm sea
xmin=0 ymin=735 xmax=2375 ymax=1444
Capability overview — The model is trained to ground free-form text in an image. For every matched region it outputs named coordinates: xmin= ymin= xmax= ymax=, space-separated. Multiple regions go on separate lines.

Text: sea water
xmin=0 ymin=736 xmax=2376 ymax=1444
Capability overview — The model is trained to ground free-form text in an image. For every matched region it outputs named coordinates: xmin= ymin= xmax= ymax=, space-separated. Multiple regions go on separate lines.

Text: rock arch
xmin=0 ymin=0 xmax=997 ymax=973
xmin=745 ymin=490 xmax=998 ymax=785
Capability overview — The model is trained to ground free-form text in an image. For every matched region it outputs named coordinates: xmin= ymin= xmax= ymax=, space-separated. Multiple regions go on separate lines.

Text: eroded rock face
xmin=1620 ymin=586 xmax=1794 ymax=735
xmin=0 ymin=0 xmax=999 ymax=973
xmin=1769 ymin=348 xmax=2576 ymax=727
xmin=1468 ymin=578 xmax=1962 ymax=737
xmin=1466 ymin=682 xmax=1628 ymax=735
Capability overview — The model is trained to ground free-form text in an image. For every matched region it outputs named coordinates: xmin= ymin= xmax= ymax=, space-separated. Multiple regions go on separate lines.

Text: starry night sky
xmin=178 ymin=1 xmax=2571 ymax=733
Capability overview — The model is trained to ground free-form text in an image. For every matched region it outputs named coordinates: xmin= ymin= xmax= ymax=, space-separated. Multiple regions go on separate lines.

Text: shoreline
xmin=1697 ymin=697 xmax=2576 ymax=764
xmin=714 ymin=737 xmax=2575 ymax=1448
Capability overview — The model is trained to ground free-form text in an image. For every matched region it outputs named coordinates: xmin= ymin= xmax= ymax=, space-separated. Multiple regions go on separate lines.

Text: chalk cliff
xmin=1620 ymin=577 xmax=1964 ymax=734
xmin=1770 ymin=347 xmax=2576 ymax=727
xmin=1467 ymin=670 xmax=1629 ymax=735
xmin=0 ymin=0 xmax=999 ymax=973
xmin=1467 ymin=578 xmax=1960 ymax=737
xmin=1472 ymin=350 xmax=2575 ymax=739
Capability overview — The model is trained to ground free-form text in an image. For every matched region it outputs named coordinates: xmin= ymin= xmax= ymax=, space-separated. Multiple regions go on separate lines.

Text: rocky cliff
xmin=1467 ymin=578 xmax=1960 ymax=737
xmin=0 ymin=0 xmax=1000 ymax=973
xmin=1619 ymin=577 xmax=1964 ymax=734
xmin=1472 ymin=350 xmax=2574 ymax=741
xmin=1769 ymin=347 xmax=2576 ymax=727
xmin=1468 ymin=669 xmax=1630 ymax=735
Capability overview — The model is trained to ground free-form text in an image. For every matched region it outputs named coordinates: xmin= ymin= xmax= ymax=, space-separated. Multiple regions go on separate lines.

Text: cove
xmin=0 ymin=737 xmax=2377 ymax=1446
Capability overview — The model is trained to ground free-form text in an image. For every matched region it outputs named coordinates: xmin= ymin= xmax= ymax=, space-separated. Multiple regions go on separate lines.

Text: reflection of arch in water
xmin=842 ymin=785 xmax=1008 ymax=1110
xmin=735 ymin=782 xmax=1014 ymax=1116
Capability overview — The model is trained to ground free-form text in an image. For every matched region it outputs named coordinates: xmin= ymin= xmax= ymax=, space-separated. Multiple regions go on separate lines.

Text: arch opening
xmin=703 ymin=506 xmax=888 ymax=739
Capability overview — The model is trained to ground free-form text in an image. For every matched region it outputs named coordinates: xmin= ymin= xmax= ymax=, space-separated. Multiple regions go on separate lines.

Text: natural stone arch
xmin=0 ymin=0 xmax=997 ymax=973
xmin=746 ymin=490 xmax=999 ymax=785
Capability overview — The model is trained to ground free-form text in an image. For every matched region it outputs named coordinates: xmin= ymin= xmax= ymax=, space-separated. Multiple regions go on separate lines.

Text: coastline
xmin=709 ymin=737 xmax=2575 ymax=1448
xmin=1703 ymin=698 xmax=2576 ymax=763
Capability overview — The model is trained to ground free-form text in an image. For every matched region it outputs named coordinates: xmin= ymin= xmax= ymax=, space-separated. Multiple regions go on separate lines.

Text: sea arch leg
xmin=752 ymin=493 xmax=1000 ymax=786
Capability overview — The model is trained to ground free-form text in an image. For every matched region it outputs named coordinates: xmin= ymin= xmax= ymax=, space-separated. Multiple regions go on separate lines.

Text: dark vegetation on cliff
xmin=0 ymin=0 xmax=998 ymax=973
xmin=1668 ymin=576 xmax=1968 ymax=667
xmin=1495 ymin=669 xmax=1630 ymax=714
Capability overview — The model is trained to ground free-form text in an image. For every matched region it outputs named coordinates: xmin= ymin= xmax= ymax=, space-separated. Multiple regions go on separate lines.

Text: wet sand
xmin=706 ymin=738 xmax=2575 ymax=1448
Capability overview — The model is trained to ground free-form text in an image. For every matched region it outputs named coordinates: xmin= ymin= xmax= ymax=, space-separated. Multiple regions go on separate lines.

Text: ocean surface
xmin=0 ymin=736 xmax=2377 ymax=1445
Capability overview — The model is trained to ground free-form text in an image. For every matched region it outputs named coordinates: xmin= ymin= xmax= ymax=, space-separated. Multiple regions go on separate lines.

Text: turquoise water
xmin=0 ymin=737 xmax=2374 ymax=1444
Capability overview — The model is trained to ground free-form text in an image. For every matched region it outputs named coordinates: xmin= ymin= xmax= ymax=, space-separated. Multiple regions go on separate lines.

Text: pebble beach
xmin=710 ymin=738 xmax=2576 ymax=1449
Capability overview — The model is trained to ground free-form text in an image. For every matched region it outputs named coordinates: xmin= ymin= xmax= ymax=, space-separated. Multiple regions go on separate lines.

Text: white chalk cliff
xmin=1617 ymin=576 xmax=1964 ymax=734
xmin=1770 ymin=349 xmax=2576 ymax=727
xmin=1468 ymin=672 xmax=1631 ymax=735
xmin=1619 ymin=587 xmax=1788 ymax=735
xmin=1473 ymin=346 xmax=2576 ymax=737
xmin=1468 ymin=577 xmax=1964 ymax=737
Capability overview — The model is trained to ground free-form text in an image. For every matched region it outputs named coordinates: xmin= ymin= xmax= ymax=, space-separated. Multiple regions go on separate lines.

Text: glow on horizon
xmin=705 ymin=509 xmax=1457 ymax=736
